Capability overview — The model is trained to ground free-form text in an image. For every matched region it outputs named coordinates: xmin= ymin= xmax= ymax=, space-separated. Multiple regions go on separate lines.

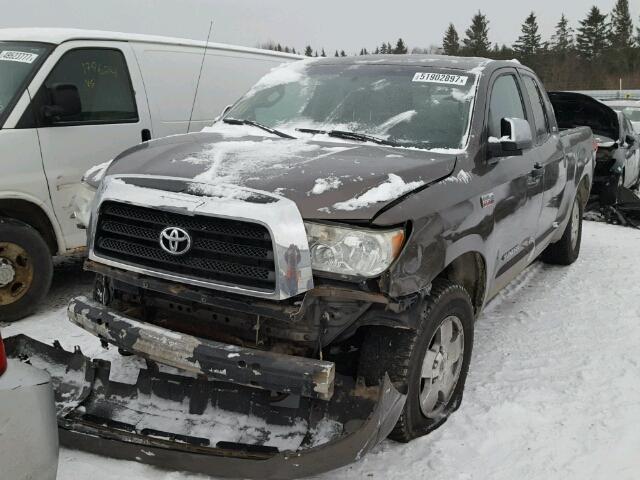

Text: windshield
xmin=617 ymin=107 xmax=640 ymax=123
xmin=226 ymin=62 xmax=477 ymax=150
xmin=0 ymin=42 xmax=50 ymax=125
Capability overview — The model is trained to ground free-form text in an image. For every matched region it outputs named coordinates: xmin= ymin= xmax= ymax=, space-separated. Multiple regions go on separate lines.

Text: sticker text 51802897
xmin=0 ymin=51 xmax=39 ymax=64
xmin=412 ymin=72 xmax=468 ymax=86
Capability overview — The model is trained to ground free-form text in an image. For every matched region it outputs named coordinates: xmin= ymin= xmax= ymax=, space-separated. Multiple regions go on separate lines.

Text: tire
xmin=358 ymin=279 xmax=475 ymax=442
xmin=0 ymin=219 xmax=53 ymax=322
xmin=541 ymin=194 xmax=583 ymax=266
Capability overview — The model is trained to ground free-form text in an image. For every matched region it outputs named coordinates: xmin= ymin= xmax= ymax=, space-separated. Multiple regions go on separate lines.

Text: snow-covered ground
xmin=4 ymin=221 xmax=640 ymax=480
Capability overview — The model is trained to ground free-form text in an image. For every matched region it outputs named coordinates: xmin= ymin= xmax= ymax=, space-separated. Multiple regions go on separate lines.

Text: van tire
xmin=541 ymin=194 xmax=583 ymax=266
xmin=0 ymin=219 xmax=53 ymax=322
xmin=358 ymin=279 xmax=474 ymax=442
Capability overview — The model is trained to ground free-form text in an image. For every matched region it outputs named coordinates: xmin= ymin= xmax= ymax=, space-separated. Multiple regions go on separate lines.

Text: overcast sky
xmin=3 ymin=0 xmax=638 ymax=53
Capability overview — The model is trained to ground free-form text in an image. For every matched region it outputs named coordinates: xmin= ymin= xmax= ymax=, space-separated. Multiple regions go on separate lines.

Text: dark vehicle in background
xmin=8 ymin=56 xmax=595 ymax=478
xmin=550 ymin=92 xmax=640 ymax=203
xmin=0 ymin=331 xmax=58 ymax=480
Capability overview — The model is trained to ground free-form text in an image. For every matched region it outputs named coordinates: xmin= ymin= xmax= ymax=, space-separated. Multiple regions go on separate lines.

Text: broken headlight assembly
xmin=305 ymin=222 xmax=405 ymax=278
xmin=71 ymin=180 xmax=97 ymax=229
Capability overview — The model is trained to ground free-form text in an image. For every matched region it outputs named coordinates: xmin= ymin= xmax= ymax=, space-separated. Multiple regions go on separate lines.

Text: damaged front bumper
xmin=68 ymin=296 xmax=336 ymax=400
xmin=6 ymin=321 xmax=405 ymax=479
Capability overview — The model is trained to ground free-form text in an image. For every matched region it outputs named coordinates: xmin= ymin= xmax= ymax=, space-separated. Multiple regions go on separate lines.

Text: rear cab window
xmin=522 ymin=74 xmax=550 ymax=143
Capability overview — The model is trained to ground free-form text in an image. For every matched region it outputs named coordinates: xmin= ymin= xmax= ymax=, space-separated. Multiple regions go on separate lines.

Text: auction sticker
xmin=0 ymin=51 xmax=39 ymax=64
xmin=413 ymin=72 xmax=468 ymax=86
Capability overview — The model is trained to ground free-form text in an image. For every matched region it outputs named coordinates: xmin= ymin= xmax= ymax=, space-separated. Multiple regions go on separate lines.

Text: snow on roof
xmin=0 ymin=28 xmax=302 ymax=60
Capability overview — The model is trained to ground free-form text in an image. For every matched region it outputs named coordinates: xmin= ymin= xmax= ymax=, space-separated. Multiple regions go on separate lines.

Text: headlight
xmin=71 ymin=181 xmax=97 ymax=229
xmin=305 ymin=222 xmax=405 ymax=278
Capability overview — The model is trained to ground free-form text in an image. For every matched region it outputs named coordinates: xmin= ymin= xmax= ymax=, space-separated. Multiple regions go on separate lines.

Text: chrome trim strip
xmin=88 ymin=176 xmax=314 ymax=300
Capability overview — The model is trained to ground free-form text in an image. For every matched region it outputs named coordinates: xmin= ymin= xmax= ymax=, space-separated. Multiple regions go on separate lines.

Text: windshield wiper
xmin=223 ymin=118 xmax=295 ymax=139
xmin=296 ymin=128 xmax=399 ymax=147
xmin=329 ymin=130 xmax=399 ymax=147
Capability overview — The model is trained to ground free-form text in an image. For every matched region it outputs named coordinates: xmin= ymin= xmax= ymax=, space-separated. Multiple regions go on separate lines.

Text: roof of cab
xmin=309 ymin=54 xmax=525 ymax=73
xmin=0 ymin=28 xmax=302 ymax=59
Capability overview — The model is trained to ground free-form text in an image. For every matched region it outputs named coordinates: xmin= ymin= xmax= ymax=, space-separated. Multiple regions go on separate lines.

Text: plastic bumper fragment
xmin=5 ymin=334 xmax=405 ymax=479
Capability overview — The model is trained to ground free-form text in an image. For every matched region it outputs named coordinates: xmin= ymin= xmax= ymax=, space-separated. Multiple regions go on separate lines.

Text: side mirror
xmin=214 ymin=104 xmax=233 ymax=123
xmin=42 ymin=84 xmax=82 ymax=121
xmin=488 ymin=117 xmax=533 ymax=159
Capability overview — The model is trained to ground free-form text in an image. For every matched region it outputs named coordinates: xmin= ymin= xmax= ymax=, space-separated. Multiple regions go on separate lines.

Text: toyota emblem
xmin=159 ymin=227 xmax=192 ymax=255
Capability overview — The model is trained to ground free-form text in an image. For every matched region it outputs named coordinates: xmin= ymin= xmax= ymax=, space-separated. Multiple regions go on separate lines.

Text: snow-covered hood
xmin=104 ymin=132 xmax=457 ymax=221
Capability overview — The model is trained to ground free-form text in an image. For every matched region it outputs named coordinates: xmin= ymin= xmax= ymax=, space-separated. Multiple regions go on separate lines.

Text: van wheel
xmin=0 ymin=219 xmax=53 ymax=322
xmin=541 ymin=194 xmax=583 ymax=266
xmin=358 ymin=279 xmax=474 ymax=442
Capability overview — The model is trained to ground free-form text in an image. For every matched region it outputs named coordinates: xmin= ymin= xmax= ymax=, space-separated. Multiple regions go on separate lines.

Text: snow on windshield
xmin=226 ymin=62 xmax=478 ymax=151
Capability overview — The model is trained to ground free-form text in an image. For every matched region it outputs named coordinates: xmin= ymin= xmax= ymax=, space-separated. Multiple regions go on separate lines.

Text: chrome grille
xmin=94 ymin=202 xmax=275 ymax=290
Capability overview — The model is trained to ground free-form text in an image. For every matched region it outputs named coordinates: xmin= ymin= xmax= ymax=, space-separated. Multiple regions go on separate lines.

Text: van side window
xmin=522 ymin=75 xmax=550 ymax=142
xmin=42 ymin=48 xmax=138 ymax=125
xmin=488 ymin=74 xmax=525 ymax=138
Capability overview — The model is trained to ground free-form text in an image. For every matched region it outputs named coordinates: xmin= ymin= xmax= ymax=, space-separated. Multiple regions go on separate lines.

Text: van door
xmin=25 ymin=41 xmax=152 ymax=250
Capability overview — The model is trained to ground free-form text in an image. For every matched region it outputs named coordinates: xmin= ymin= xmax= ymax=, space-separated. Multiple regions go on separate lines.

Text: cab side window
xmin=522 ymin=75 xmax=550 ymax=142
xmin=488 ymin=74 xmax=526 ymax=138
xmin=41 ymin=48 xmax=138 ymax=125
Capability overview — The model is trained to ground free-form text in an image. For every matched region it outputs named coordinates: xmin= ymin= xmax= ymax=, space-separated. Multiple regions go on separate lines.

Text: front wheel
xmin=541 ymin=194 xmax=583 ymax=265
xmin=358 ymin=279 xmax=475 ymax=442
xmin=0 ymin=219 xmax=53 ymax=322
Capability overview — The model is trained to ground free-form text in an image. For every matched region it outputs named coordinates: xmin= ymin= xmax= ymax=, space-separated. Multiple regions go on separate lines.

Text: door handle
xmin=141 ymin=129 xmax=152 ymax=142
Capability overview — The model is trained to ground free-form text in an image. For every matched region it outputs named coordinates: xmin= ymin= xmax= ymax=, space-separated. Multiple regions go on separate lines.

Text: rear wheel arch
xmin=0 ymin=199 xmax=59 ymax=254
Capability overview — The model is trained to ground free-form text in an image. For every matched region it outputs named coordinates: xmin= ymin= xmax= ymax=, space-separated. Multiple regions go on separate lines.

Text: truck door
xmin=24 ymin=41 xmax=152 ymax=250
xmin=520 ymin=73 xmax=566 ymax=247
xmin=485 ymin=70 xmax=542 ymax=290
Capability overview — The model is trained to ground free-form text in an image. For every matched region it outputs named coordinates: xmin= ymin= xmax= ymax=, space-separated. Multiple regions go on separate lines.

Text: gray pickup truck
xmin=8 ymin=55 xmax=595 ymax=478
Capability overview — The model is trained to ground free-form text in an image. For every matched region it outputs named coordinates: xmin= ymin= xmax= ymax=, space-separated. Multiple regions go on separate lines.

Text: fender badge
xmin=481 ymin=193 xmax=495 ymax=208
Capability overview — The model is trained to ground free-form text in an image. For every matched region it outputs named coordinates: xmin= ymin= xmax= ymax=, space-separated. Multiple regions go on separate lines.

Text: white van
xmin=0 ymin=28 xmax=299 ymax=320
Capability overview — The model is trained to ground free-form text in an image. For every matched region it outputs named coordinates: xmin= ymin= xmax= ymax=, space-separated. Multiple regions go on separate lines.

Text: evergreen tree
xmin=314 ymin=50 xmax=318 ymax=57
xmin=321 ymin=48 xmax=327 ymax=57
xmin=576 ymin=6 xmax=610 ymax=59
xmin=304 ymin=45 xmax=313 ymax=57
xmin=374 ymin=47 xmax=380 ymax=54
xmin=359 ymin=48 xmax=365 ymax=55
xmin=393 ymin=38 xmax=408 ymax=54
xmin=380 ymin=43 xmax=388 ymax=54
xmin=334 ymin=50 xmax=339 ymax=57
xmin=292 ymin=48 xmax=297 ymax=55
xmin=463 ymin=11 xmax=491 ymax=56
xmin=610 ymin=0 xmax=634 ymax=49
xmin=363 ymin=48 xmax=369 ymax=55
xmin=442 ymin=23 xmax=460 ymax=55
xmin=340 ymin=50 xmax=347 ymax=57
xmin=550 ymin=14 xmax=574 ymax=53
xmin=513 ymin=12 xmax=542 ymax=57
xmin=387 ymin=42 xmax=393 ymax=53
